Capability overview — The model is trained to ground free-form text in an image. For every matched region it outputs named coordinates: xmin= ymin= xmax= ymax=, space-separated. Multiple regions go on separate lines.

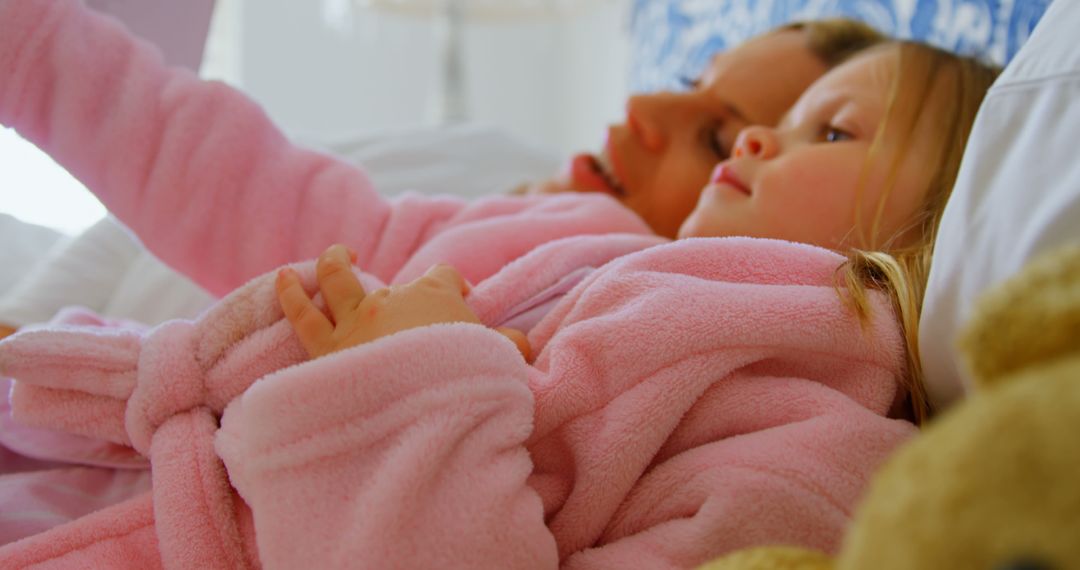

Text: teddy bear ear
xmin=958 ymin=244 xmax=1080 ymax=389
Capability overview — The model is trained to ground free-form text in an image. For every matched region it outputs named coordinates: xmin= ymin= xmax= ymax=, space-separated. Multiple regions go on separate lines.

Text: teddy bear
xmin=700 ymin=244 xmax=1080 ymax=569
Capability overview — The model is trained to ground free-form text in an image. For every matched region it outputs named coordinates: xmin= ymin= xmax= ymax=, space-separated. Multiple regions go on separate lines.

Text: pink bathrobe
xmin=0 ymin=234 xmax=916 ymax=569
xmin=0 ymin=0 xmax=916 ymax=567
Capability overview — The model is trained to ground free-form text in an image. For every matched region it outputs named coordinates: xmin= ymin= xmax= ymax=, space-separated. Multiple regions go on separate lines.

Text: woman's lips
xmin=709 ymin=164 xmax=751 ymax=196
xmin=569 ymin=153 xmax=625 ymax=198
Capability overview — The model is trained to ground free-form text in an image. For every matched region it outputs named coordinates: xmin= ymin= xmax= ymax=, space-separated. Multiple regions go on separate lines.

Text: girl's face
xmin=531 ymin=30 xmax=828 ymax=238
xmin=678 ymin=47 xmax=934 ymax=250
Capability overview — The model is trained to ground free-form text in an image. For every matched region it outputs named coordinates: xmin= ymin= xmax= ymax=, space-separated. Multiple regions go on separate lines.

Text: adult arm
xmin=0 ymin=0 xmax=457 ymax=296
xmin=0 ymin=0 xmax=650 ymax=297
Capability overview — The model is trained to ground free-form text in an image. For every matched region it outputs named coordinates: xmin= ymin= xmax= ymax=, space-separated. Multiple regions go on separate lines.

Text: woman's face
xmin=531 ymin=29 xmax=828 ymax=238
xmin=678 ymin=47 xmax=935 ymax=250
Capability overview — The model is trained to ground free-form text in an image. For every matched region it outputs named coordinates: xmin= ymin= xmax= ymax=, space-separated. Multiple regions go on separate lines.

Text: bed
xmin=2 ymin=0 xmax=1078 ymax=566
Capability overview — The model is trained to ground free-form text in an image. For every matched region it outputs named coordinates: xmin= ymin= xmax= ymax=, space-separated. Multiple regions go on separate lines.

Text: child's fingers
xmin=496 ymin=327 xmax=531 ymax=361
xmin=317 ymin=244 xmax=367 ymax=325
xmin=423 ymin=264 xmax=470 ymax=295
xmin=277 ymin=268 xmax=334 ymax=356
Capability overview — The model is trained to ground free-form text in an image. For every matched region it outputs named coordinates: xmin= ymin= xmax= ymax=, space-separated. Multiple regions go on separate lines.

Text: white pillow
xmin=315 ymin=123 xmax=562 ymax=198
xmin=0 ymin=216 xmax=215 ymax=327
xmin=920 ymin=0 xmax=1080 ymax=410
xmin=0 ymin=214 xmax=63 ymax=296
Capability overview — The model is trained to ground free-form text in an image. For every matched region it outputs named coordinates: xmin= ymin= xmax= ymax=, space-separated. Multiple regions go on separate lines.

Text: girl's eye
xmin=824 ymin=126 xmax=854 ymax=143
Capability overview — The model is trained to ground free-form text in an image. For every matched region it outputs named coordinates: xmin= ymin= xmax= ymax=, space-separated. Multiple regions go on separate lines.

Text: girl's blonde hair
xmin=841 ymin=41 xmax=1000 ymax=423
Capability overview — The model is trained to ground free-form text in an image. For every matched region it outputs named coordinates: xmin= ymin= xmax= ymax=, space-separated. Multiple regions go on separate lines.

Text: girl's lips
xmin=709 ymin=164 xmax=751 ymax=195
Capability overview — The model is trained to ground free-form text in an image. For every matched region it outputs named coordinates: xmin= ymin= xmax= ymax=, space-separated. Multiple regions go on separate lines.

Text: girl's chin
xmin=675 ymin=215 xmax=701 ymax=239
xmin=677 ymin=212 xmax=742 ymax=240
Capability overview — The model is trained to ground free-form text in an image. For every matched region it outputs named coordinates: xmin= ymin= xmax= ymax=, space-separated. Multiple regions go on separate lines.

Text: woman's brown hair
xmin=782 ymin=18 xmax=888 ymax=68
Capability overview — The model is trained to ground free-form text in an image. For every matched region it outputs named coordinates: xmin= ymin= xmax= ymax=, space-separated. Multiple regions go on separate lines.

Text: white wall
xmin=462 ymin=4 xmax=631 ymax=155
xmin=235 ymin=0 xmax=631 ymax=155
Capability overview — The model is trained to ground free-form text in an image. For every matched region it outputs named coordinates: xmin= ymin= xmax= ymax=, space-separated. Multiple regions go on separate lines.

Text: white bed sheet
xmin=0 ymin=214 xmax=64 ymax=297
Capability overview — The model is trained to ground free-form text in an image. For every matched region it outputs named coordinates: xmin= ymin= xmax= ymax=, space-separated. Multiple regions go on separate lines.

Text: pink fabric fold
xmin=0 ymin=261 xmax=339 ymax=454
xmin=0 ymin=467 xmax=151 ymax=547
xmin=0 ymin=493 xmax=162 ymax=569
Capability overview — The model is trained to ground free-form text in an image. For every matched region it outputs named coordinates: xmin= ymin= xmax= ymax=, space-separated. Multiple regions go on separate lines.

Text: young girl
xmin=226 ymin=40 xmax=999 ymax=568
xmin=0 ymin=0 xmax=888 ymax=553
xmin=0 ymin=3 xmax=995 ymax=569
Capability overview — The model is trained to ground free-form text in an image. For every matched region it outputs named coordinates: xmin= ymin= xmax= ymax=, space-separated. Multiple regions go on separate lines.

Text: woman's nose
xmin=732 ymin=126 xmax=780 ymax=159
xmin=625 ymin=92 xmax=684 ymax=152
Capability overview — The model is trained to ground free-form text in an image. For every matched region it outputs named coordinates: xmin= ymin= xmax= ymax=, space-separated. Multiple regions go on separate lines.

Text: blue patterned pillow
xmin=630 ymin=0 xmax=1051 ymax=92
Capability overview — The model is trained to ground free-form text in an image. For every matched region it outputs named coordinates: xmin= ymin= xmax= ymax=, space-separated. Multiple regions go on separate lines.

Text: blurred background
xmin=0 ymin=0 xmax=632 ymax=235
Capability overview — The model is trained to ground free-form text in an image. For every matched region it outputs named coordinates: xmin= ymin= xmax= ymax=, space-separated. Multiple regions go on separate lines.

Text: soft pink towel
xmin=0 ymin=493 xmax=163 ymax=570
xmin=0 ymin=0 xmax=651 ymax=299
xmin=1 ymin=236 xmax=915 ymax=568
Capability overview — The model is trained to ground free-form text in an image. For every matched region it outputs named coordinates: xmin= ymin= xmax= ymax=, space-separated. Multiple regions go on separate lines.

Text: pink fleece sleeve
xmin=561 ymin=382 xmax=914 ymax=567
xmin=0 ymin=0 xmax=466 ymax=296
xmin=215 ymin=323 xmax=558 ymax=570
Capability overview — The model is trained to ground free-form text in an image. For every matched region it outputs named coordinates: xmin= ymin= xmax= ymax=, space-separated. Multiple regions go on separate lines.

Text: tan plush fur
xmin=959 ymin=245 xmax=1080 ymax=387
xmin=700 ymin=245 xmax=1080 ymax=569
xmin=698 ymin=547 xmax=832 ymax=570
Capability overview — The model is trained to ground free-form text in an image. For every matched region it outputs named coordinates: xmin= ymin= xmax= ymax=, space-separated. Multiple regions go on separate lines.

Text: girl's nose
xmin=732 ymin=126 xmax=779 ymax=159
xmin=625 ymin=92 xmax=680 ymax=152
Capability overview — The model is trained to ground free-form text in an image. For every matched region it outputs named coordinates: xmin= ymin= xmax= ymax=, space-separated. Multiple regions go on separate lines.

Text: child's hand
xmin=276 ymin=245 xmax=529 ymax=360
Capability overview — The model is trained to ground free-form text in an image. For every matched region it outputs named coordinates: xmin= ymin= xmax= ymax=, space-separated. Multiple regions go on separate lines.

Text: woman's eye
xmin=704 ymin=125 xmax=729 ymax=159
xmin=824 ymin=126 xmax=853 ymax=143
xmin=678 ymin=75 xmax=701 ymax=90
